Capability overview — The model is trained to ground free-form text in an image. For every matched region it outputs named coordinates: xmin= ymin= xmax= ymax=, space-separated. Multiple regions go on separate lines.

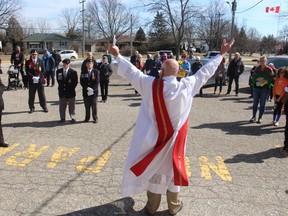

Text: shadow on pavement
xmin=224 ymin=148 xmax=287 ymax=164
xmin=60 ymin=197 xmax=171 ymax=216
xmin=191 ymin=120 xmax=284 ymax=136
xmin=2 ymin=120 xmax=86 ymax=128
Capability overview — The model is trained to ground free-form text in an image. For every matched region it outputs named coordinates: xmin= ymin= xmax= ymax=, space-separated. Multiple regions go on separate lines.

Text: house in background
xmin=95 ymin=35 xmax=147 ymax=52
xmin=22 ymin=33 xmax=78 ymax=54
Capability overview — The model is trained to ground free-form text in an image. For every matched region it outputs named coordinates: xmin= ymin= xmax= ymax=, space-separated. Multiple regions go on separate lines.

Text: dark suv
xmin=267 ymin=56 xmax=288 ymax=68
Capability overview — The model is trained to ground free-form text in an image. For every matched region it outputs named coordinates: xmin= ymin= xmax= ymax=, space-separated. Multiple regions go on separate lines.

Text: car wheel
xmin=70 ymin=56 xmax=76 ymax=60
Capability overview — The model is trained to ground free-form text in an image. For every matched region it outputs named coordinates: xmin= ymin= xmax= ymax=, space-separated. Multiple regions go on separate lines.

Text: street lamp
xmin=226 ymin=0 xmax=237 ymax=61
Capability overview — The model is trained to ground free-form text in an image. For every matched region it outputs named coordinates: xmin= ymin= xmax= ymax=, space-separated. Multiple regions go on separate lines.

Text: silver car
xmin=187 ymin=58 xmax=227 ymax=87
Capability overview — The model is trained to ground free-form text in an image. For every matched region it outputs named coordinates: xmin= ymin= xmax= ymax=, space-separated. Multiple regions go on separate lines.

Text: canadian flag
xmin=266 ymin=6 xmax=280 ymax=13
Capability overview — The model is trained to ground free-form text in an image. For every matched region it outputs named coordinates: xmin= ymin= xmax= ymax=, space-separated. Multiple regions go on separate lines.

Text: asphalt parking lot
xmin=0 ymin=61 xmax=287 ymax=216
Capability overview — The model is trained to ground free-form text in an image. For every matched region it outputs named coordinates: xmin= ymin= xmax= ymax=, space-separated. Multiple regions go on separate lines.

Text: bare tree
xmin=246 ymin=27 xmax=261 ymax=55
xmin=19 ymin=17 xmax=36 ymax=37
xmin=194 ymin=0 xmax=229 ymax=51
xmin=86 ymin=0 xmax=135 ymax=42
xmin=37 ymin=18 xmax=51 ymax=33
xmin=0 ymin=0 xmax=21 ymax=29
xmin=59 ymin=7 xmax=80 ymax=37
xmin=143 ymin=0 xmax=194 ymax=59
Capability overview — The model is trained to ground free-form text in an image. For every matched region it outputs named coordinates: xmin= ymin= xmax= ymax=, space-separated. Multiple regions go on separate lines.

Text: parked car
xmin=267 ymin=56 xmax=288 ymax=69
xmin=187 ymin=58 xmax=227 ymax=87
xmin=59 ymin=50 xmax=78 ymax=60
xmin=157 ymin=50 xmax=174 ymax=58
xmin=203 ymin=51 xmax=220 ymax=59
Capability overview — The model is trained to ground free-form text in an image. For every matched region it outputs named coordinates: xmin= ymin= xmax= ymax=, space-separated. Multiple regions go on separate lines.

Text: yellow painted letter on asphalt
xmin=0 ymin=143 xmax=20 ymax=157
xmin=47 ymin=146 xmax=80 ymax=168
xmin=6 ymin=144 xmax=49 ymax=167
xmin=75 ymin=151 xmax=111 ymax=173
xmin=199 ymin=156 xmax=232 ymax=182
xmin=185 ymin=156 xmax=192 ymax=177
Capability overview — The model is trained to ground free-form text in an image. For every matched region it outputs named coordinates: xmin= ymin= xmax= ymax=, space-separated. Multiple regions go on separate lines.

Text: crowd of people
xmin=0 ymin=48 xmax=115 ymax=147
xmin=1 ymin=39 xmax=288 ymax=215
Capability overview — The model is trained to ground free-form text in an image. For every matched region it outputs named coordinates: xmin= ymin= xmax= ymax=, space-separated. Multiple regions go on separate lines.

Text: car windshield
xmin=267 ymin=58 xmax=288 ymax=69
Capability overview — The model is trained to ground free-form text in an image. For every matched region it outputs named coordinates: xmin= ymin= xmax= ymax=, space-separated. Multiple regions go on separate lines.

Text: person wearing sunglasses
xmin=25 ymin=50 xmax=48 ymax=113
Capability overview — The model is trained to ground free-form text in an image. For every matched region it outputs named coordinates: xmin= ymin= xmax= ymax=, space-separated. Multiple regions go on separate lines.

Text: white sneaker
xmin=274 ymin=122 xmax=279 ymax=126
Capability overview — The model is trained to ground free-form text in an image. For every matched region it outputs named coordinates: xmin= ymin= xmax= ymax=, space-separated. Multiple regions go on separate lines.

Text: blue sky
xmin=20 ymin=0 xmax=287 ymax=37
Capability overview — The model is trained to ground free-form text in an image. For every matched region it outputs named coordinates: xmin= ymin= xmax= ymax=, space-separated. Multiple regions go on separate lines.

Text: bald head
xmin=160 ymin=59 xmax=179 ymax=78
xmin=86 ymin=52 xmax=93 ymax=58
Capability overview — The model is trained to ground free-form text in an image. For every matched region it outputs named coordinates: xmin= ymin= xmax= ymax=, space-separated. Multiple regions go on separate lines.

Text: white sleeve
xmin=116 ymin=55 xmax=153 ymax=97
xmin=184 ymin=55 xmax=222 ymax=95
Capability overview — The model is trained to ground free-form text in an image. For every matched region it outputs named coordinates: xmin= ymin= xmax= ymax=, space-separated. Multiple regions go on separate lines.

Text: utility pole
xmin=79 ymin=0 xmax=85 ymax=58
xmin=229 ymin=0 xmax=237 ymax=62
xmin=216 ymin=12 xmax=224 ymax=50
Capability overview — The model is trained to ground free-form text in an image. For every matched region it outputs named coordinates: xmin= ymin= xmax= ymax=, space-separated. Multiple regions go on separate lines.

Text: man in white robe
xmin=109 ymin=39 xmax=234 ymax=216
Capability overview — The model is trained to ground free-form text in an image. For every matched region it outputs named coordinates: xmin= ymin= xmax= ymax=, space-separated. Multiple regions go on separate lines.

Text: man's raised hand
xmin=220 ymin=38 xmax=235 ymax=56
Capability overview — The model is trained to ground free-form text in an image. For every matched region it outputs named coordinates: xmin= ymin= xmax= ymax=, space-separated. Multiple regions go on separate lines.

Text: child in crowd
xmin=272 ymin=67 xmax=288 ymax=126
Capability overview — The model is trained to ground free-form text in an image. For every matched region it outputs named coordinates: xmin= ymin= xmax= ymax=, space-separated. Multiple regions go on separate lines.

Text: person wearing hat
xmin=25 ymin=49 xmax=48 ymax=113
xmin=80 ymin=58 xmax=100 ymax=123
xmin=81 ymin=52 xmax=98 ymax=73
xmin=56 ymin=58 xmax=78 ymax=123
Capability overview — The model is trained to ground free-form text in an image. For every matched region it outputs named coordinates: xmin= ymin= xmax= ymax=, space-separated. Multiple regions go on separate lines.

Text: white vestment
xmin=116 ymin=55 xmax=222 ymax=197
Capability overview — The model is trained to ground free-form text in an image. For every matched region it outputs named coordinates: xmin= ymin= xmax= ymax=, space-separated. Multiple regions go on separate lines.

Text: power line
xmin=236 ymin=0 xmax=263 ymax=14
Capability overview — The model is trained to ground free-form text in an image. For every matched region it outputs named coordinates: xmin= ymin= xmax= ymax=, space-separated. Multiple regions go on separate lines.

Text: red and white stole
xmin=130 ymin=78 xmax=189 ymax=186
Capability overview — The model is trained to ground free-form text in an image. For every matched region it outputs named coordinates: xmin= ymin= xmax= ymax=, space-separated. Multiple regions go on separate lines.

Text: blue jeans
xmin=252 ymin=87 xmax=270 ymax=119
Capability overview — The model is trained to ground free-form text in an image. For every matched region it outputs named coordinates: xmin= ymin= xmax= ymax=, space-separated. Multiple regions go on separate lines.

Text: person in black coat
xmin=225 ymin=52 xmax=244 ymax=96
xmin=52 ymin=50 xmax=61 ymax=70
xmin=80 ymin=58 xmax=100 ymax=123
xmin=56 ymin=58 xmax=78 ymax=123
xmin=0 ymin=59 xmax=8 ymax=147
xmin=98 ymin=56 xmax=113 ymax=102
xmin=81 ymin=52 xmax=97 ymax=73
xmin=10 ymin=46 xmax=27 ymax=88
xmin=25 ymin=50 xmax=48 ymax=113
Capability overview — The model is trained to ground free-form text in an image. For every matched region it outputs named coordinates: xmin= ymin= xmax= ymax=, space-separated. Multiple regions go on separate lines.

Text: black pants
xmin=227 ymin=76 xmax=239 ymax=95
xmin=46 ymin=70 xmax=55 ymax=86
xmin=214 ymin=78 xmax=223 ymax=93
xmin=100 ymin=80 xmax=109 ymax=101
xmin=84 ymin=96 xmax=97 ymax=121
xmin=28 ymin=83 xmax=47 ymax=110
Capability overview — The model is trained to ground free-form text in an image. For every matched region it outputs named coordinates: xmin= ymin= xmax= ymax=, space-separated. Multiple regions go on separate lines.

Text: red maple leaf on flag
xmin=266 ymin=6 xmax=280 ymax=13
